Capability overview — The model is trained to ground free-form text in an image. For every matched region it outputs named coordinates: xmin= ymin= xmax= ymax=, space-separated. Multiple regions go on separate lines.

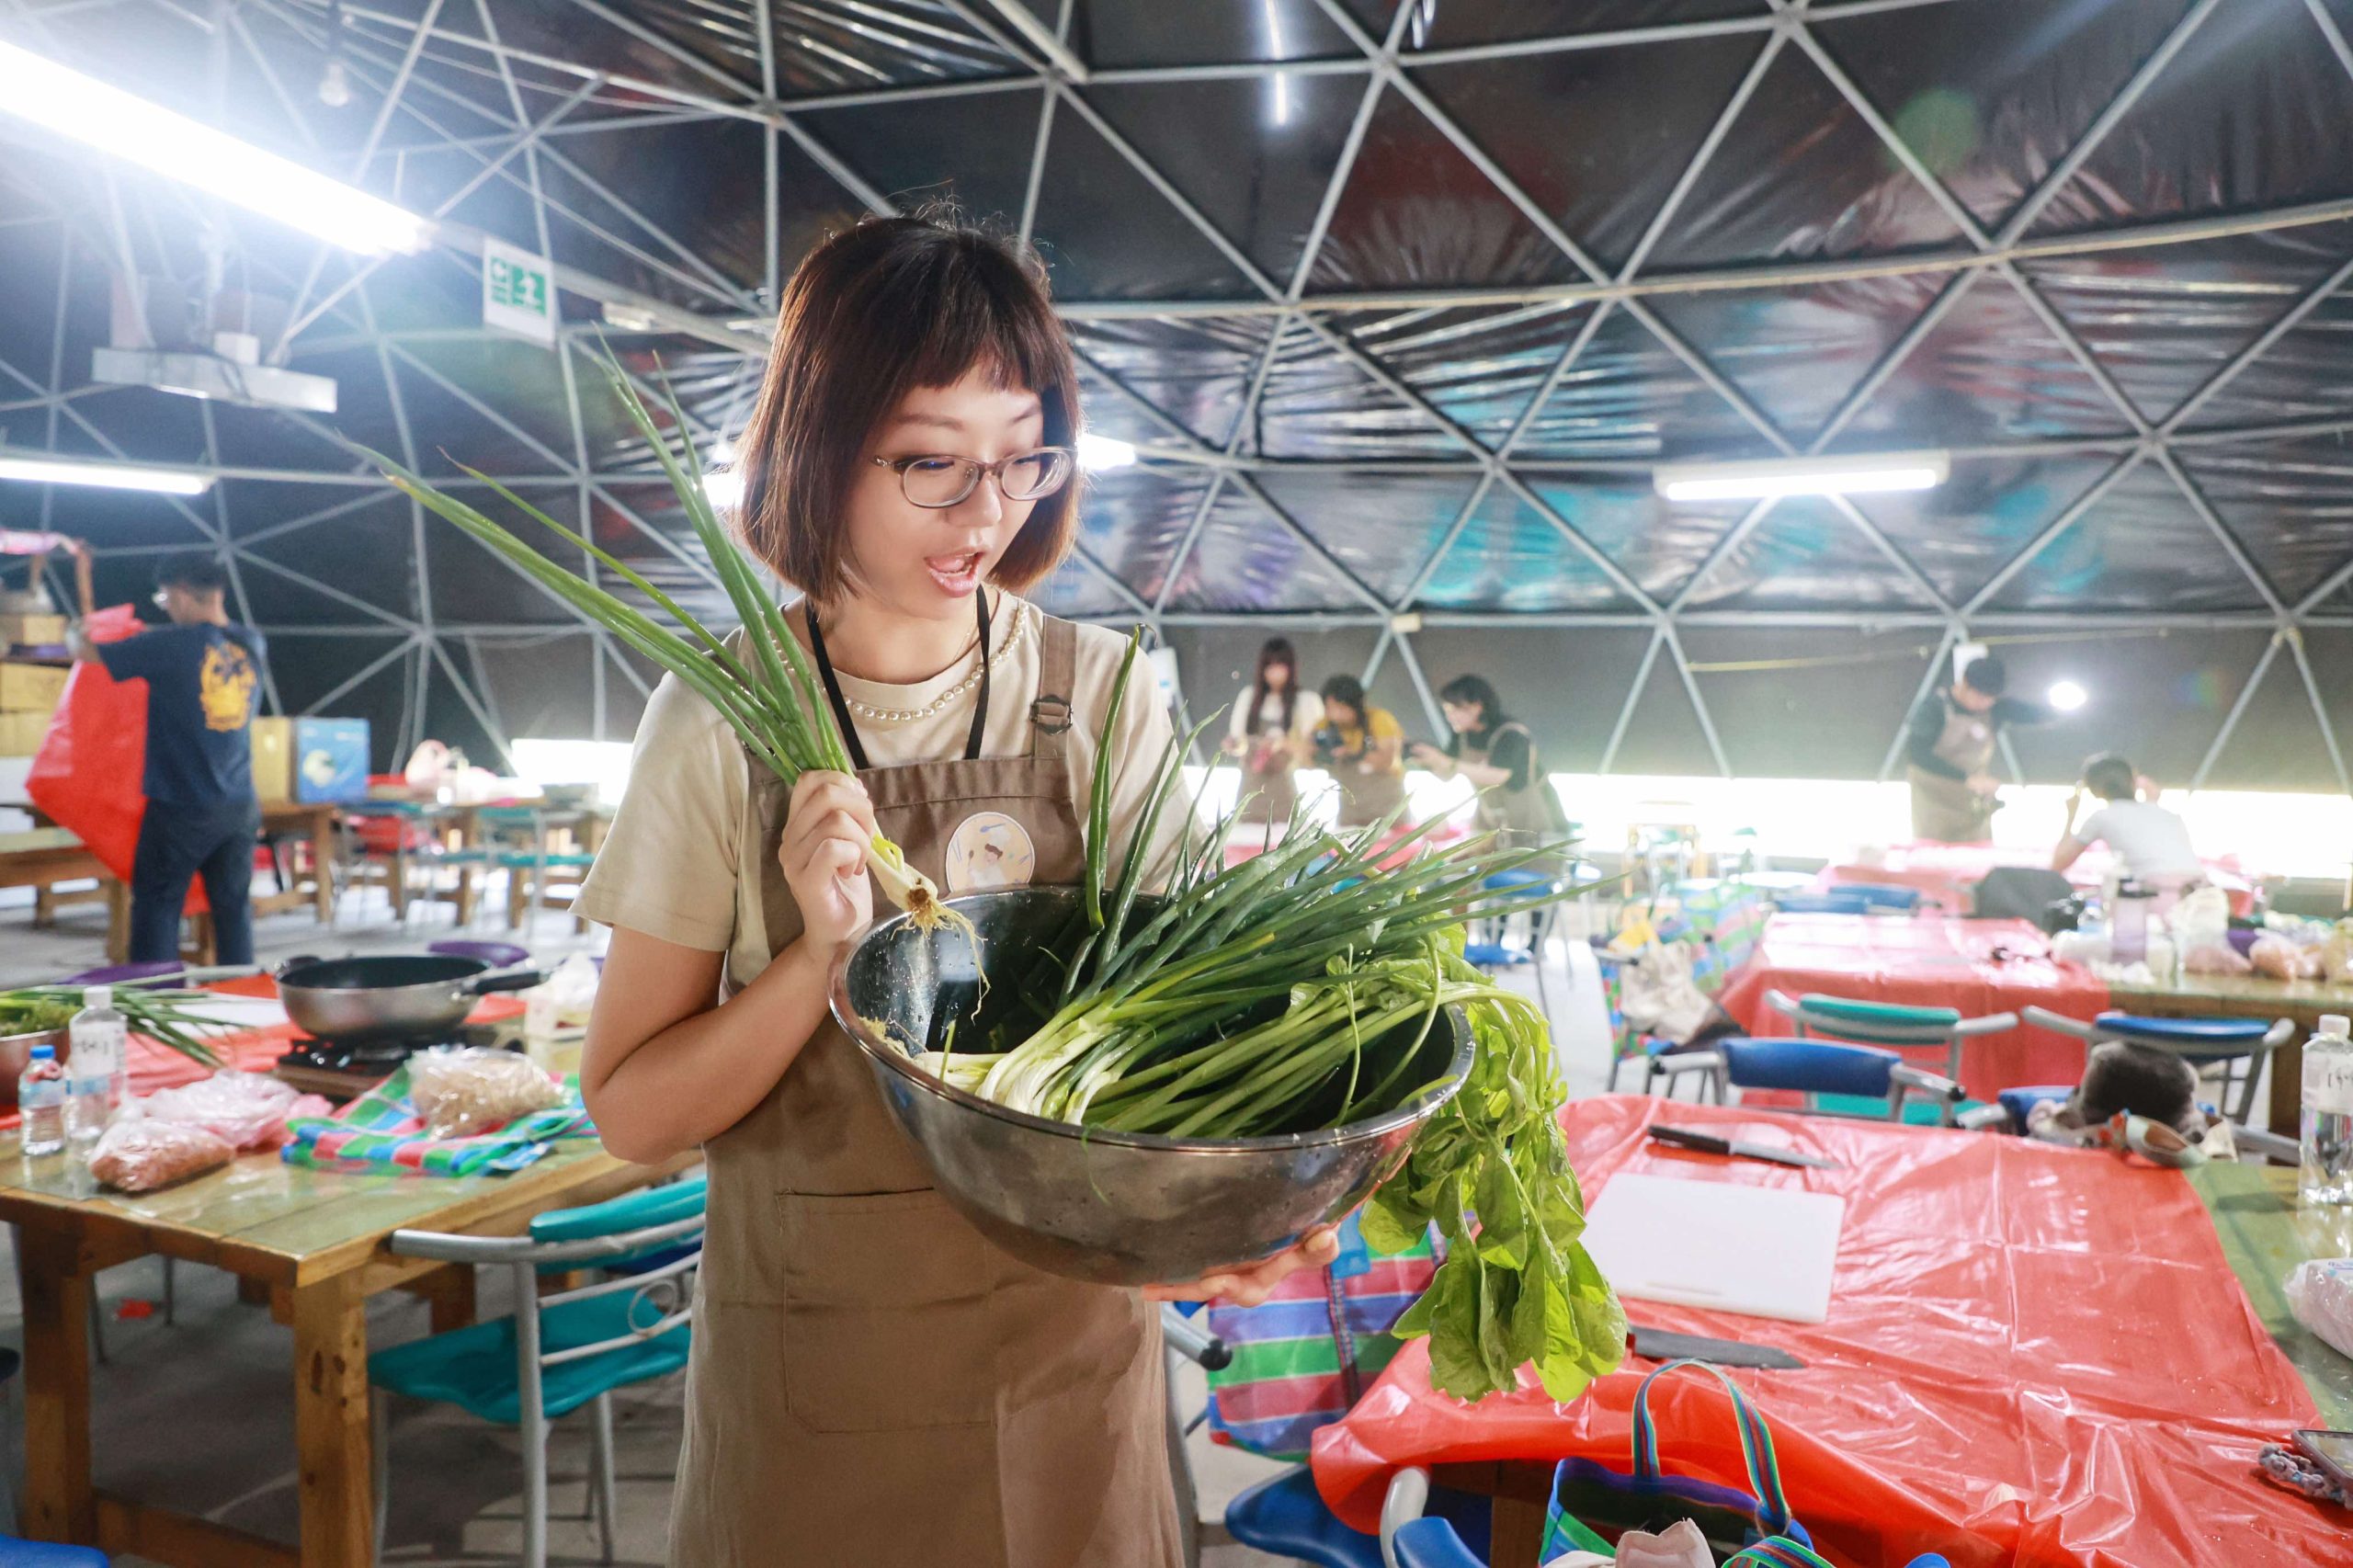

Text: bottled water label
xmin=2307 ymin=1052 xmax=2353 ymax=1116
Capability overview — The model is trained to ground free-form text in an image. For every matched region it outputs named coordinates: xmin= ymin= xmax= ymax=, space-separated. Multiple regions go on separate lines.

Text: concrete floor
xmin=0 ymin=879 xmax=1613 ymax=1564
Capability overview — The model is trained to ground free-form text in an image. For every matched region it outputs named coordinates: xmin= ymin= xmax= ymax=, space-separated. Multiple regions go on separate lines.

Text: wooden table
xmin=2110 ymin=970 xmax=2353 ymax=1135
xmin=250 ymin=801 xmax=340 ymax=926
xmin=0 ymin=825 xmax=128 ymax=955
xmin=4 ymin=1136 xmax=693 ymax=1566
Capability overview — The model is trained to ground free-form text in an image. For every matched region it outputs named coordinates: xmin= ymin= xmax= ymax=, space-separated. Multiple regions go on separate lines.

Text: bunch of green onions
xmin=359 ymin=355 xmax=949 ymax=927
xmin=2 ymin=983 xmax=226 ymax=1068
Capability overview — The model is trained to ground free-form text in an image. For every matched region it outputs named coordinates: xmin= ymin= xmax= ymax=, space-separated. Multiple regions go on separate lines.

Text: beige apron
xmin=670 ymin=614 xmax=1183 ymax=1568
xmin=1906 ymin=699 xmax=1996 ymax=842
xmin=1322 ymin=720 xmax=1407 ymax=828
xmin=1463 ymin=720 xmax=1565 ymax=862
xmin=1238 ymin=693 xmax=1299 ymax=835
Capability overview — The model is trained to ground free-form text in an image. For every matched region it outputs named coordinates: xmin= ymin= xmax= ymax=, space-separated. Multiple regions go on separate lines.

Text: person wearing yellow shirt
xmin=1311 ymin=675 xmax=1406 ymax=828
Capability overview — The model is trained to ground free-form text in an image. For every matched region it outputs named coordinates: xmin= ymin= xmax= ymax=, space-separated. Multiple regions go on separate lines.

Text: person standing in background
xmin=1222 ymin=637 xmax=1321 ymax=834
xmin=2053 ymin=753 xmax=2202 ymax=886
xmin=1311 ymin=674 xmax=1406 ymax=828
xmin=1408 ymin=674 xmax=1567 ymax=860
xmin=66 ymin=550 xmax=266 ymax=963
xmin=1904 ymin=653 xmax=2049 ymax=844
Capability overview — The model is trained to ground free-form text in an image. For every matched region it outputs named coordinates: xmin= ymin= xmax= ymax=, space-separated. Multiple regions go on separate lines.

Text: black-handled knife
xmin=1649 ymin=1124 xmax=1841 ymax=1170
xmin=1628 ymin=1324 xmax=1806 ymax=1370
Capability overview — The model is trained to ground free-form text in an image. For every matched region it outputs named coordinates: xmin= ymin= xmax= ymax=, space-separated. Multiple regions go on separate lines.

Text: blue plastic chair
xmin=1226 ymin=1466 xmax=1494 ymax=1568
xmin=0 ymin=1540 xmax=109 ymax=1565
xmin=370 ymin=1174 xmax=704 ymax=1568
xmin=1763 ymin=989 xmax=2018 ymax=1125
xmin=1825 ymin=881 xmax=1926 ymax=912
xmin=2021 ymin=1006 xmax=2292 ymax=1125
xmin=1650 ymin=1037 xmax=1964 ymax=1120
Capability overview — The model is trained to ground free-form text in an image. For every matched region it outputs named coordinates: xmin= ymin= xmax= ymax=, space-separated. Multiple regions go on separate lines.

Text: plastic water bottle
xmin=67 ymin=985 xmax=128 ymax=1136
xmin=2300 ymin=1013 xmax=2353 ymax=1208
xmin=19 ymin=1042 xmax=66 ymax=1158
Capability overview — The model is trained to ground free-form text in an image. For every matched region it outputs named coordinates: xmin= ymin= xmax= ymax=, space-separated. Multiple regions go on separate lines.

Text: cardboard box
xmin=0 ymin=708 xmax=51 ymax=757
xmin=0 ymin=661 xmax=68 ymax=712
xmin=250 ymin=715 xmax=292 ymax=802
xmin=0 ymin=612 xmax=66 ymax=648
xmin=293 ymin=717 xmax=370 ymax=802
xmin=251 ymin=716 xmax=373 ymax=802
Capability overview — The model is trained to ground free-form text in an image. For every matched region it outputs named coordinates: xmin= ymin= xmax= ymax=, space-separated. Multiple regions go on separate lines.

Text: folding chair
xmin=1763 ymin=989 xmax=2017 ymax=1123
xmin=369 ymin=1175 xmax=703 ymax=1568
xmin=2020 ymin=1006 xmax=2292 ymax=1128
xmin=1650 ymin=1037 xmax=1964 ymax=1122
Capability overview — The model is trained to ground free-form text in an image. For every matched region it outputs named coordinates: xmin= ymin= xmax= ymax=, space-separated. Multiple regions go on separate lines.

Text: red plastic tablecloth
xmin=1713 ymin=913 xmax=2108 ymax=1097
xmin=1822 ymin=840 xmax=2256 ymax=917
xmin=1313 ymin=1095 xmax=2336 ymax=1568
xmin=1 ymin=976 xmax=527 ymax=1131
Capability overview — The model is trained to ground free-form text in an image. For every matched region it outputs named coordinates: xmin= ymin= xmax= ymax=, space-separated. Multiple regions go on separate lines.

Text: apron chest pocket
xmin=779 ymin=1188 xmax=1001 ymax=1433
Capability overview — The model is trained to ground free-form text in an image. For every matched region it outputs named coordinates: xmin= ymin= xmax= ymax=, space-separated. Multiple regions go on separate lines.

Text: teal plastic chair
xmin=370 ymin=1174 xmax=705 ymax=1568
xmin=1763 ymin=989 xmax=2017 ymax=1124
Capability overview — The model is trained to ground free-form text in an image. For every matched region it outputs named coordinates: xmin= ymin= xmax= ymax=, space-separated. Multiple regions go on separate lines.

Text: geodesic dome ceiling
xmin=6 ymin=0 xmax=2353 ymax=791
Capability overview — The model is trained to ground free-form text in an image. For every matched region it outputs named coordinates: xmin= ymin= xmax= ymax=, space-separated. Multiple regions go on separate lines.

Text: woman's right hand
xmin=779 ymin=770 xmax=877 ymax=950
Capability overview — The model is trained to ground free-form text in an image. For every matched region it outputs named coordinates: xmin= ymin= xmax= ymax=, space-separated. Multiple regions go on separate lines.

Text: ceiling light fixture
xmin=0 ymin=453 xmax=214 ymax=495
xmin=0 ymin=41 xmax=435 ymax=256
xmin=2048 ymin=680 xmax=2088 ymax=712
xmin=1077 ymin=433 xmax=1137 ymax=472
xmin=1654 ymin=449 xmax=1949 ymax=503
xmin=1262 ymin=0 xmax=1291 ymax=126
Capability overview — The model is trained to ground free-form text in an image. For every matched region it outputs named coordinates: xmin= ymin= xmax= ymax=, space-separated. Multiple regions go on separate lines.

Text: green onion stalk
xmin=1 ymin=982 xmax=227 ymax=1069
xmin=917 ymin=636 xmax=1628 ymax=1403
xmin=356 ymin=353 xmax=955 ymax=931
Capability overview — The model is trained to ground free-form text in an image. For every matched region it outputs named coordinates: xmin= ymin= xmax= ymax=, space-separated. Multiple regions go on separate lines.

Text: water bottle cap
xmin=28 ymin=1042 xmax=53 ymax=1060
xmin=82 ymin=985 xmax=111 ymax=1011
xmin=2323 ymin=1014 xmax=2349 ymax=1038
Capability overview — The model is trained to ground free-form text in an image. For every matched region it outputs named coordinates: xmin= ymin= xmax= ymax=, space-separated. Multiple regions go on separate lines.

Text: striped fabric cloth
xmin=1204 ymin=1214 xmax=1438 ymax=1460
xmin=279 ymin=1062 xmax=594 ymax=1176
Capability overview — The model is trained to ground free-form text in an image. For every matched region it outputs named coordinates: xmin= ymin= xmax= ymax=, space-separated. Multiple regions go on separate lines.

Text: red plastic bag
xmin=26 ymin=605 xmax=205 ymax=913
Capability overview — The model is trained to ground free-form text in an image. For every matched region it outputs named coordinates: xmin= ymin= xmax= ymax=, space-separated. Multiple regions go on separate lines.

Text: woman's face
xmin=841 ymin=367 xmax=1048 ymax=624
xmin=1327 ymin=699 xmax=1360 ymax=728
xmin=1441 ymin=699 xmax=1481 ymax=734
xmin=1264 ymin=660 xmax=1291 ymax=692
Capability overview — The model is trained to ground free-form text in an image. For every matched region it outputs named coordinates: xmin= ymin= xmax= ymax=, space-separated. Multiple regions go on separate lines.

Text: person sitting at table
xmin=1904 ymin=653 xmax=2050 ymax=844
xmin=1222 ymin=637 xmax=1321 ymax=834
xmin=1309 ymin=675 xmax=1406 ymax=828
xmin=2052 ymin=752 xmax=2202 ymax=888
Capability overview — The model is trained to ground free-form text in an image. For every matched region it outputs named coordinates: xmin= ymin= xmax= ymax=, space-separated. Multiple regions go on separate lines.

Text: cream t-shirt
xmin=574 ymin=595 xmax=1181 ymax=987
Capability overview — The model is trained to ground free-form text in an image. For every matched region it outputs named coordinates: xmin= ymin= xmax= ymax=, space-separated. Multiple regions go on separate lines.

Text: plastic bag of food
xmin=141 ymin=1071 xmax=301 ymax=1150
xmin=86 ymin=1118 xmax=235 ymax=1193
xmin=2182 ymin=942 xmax=2254 ymax=976
xmin=407 ymin=1047 xmax=563 ymax=1138
xmin=2249 ymin=933 xmax=2319 ymax=982
xmin=2285 ymin=1259 xmax=2353 ymax=1361
xmin=2170 ymin=886 xmax=2232 ymax=956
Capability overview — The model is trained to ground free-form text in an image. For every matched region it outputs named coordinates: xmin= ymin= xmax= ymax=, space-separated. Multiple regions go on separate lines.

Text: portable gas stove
xmin=273 ymin=1019 xmax=522 ymax=1100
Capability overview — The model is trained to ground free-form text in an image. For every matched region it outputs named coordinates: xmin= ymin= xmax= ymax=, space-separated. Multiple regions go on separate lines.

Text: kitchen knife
xmin=1649 ymin=1124 xmax=1841 ymax=1170
xmin=1627 ymin=1323 xmax=1806 ymax=1370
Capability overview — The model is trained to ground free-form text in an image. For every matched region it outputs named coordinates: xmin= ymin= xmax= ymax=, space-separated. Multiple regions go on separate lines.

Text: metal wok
xmin=830 ymin=888 xmax=1472 ymax=1287
xmin=276 ymin=953 xmax=545 ymax=1045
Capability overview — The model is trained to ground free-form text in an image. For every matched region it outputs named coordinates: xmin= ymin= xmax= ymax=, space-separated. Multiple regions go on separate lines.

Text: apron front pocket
xmin=779 ymin=1188 xmax=1001 ymax=1433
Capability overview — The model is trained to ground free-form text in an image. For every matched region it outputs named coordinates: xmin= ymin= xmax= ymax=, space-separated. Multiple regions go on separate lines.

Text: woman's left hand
xmin=1142 ymin=1226 xmax=1341 ymax=1307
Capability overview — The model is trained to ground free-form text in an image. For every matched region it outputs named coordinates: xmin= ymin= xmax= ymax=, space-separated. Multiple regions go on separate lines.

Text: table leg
xmin=34 ymin=882 xmax=54 ymax=927
xmin=312 ymin=810 xmax=335 ymax=924
xmin=19 ymin=1224 xmax=97 ymax=1543
xmin=291 ymin=1274 xmax=376 ymax=1568
xmin=404 ymin=1264 xmax=477 ymax=1334
xmin=105 ymin=880 xmax=129 ymax=962
xmin=1491 ymin=1493 xmax=1547 ymax=1567
xmin=2271 ymin=1034 xmax=2305 ymax=1138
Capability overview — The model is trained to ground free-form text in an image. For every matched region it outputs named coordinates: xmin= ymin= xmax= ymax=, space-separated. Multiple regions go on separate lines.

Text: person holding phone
xmin=1311 ymin=674 xmax=1406 ymax=827
xmin=1407 ymin=673 xmax=1567 ymax=858
xmin=1221 ymin=636 xmax=1321 ymax=834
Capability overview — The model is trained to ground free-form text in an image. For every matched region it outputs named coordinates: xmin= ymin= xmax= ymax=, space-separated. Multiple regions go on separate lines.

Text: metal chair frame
xmin=376 ymin=1210 xmax=702 ymax=1568
xmin=1649 ymin=1040 xmax=1965 ymax=1123
xmin=1764 ymin=988 xmax=2018 ymax=1124
xmin=2018 ymin=1006 xmax=2294 ymax=1132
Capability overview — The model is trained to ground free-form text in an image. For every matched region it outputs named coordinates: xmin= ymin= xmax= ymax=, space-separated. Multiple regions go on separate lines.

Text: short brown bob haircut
xmin=734 ymin=212 xmax=1083 ymax=601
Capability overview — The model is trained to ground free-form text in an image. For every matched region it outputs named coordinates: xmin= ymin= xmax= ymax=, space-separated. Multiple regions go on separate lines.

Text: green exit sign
xmin=483 ymin=236 xmax=556 ymax=347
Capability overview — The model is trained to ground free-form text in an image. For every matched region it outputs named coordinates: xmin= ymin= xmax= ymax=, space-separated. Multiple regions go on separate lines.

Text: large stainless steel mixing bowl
xmin=830 ymin=887 xmax=1472 ymax=1287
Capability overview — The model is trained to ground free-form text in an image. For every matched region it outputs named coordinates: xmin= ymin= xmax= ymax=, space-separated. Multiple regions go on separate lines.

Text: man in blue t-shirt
xmin=67 ymin=551 xmax=267 ymax=963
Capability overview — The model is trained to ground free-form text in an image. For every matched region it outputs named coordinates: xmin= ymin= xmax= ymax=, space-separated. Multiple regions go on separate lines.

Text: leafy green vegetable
xmin=0 ymin=983 xmax=225 ymax=1068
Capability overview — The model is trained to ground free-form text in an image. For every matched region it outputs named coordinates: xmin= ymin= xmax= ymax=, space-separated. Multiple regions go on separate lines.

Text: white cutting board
xmin=1582 ymin=1173 xmax=1846 ymax=1324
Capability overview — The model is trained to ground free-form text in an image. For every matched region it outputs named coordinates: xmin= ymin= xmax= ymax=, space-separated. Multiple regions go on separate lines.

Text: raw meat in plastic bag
xmin=2248 ymin=933 xmax=2318 ymax=982
xmin=87 ymin=1118 xmax=234 ymax=1193
xmin=2284 ymin=1258 xmax=2353 ymax=1361
xmin=408 ymin=1047 xmax=563 ymax=1138
xmin=142 ymin=1071 xmax=301 ymax=1150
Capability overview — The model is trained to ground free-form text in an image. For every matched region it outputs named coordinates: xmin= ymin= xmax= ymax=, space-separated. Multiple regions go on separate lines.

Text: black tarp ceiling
xmin=4 ymin=0 xmax=2353 ymax=787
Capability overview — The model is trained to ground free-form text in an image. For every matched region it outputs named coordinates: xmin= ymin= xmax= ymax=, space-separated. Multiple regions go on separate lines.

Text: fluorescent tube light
xmin=1654 ymin=450 xmax=1949 ymax=503
xmin=0 ymin=454 xmax=213 ymax=495
xmin=1077 ymin=432 xmax=1136 ymax=472
xmin=0 ymin=41 xmax=436 ymax=256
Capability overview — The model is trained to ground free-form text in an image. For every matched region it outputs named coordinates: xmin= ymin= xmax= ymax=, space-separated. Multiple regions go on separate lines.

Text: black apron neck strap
xmin=803 ymin=592 xmax=994 ymax=773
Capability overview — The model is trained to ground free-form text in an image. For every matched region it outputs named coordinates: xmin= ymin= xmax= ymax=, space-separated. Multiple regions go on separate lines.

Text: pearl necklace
xmin=841 ymin=602 xmax=1029 ymax=723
